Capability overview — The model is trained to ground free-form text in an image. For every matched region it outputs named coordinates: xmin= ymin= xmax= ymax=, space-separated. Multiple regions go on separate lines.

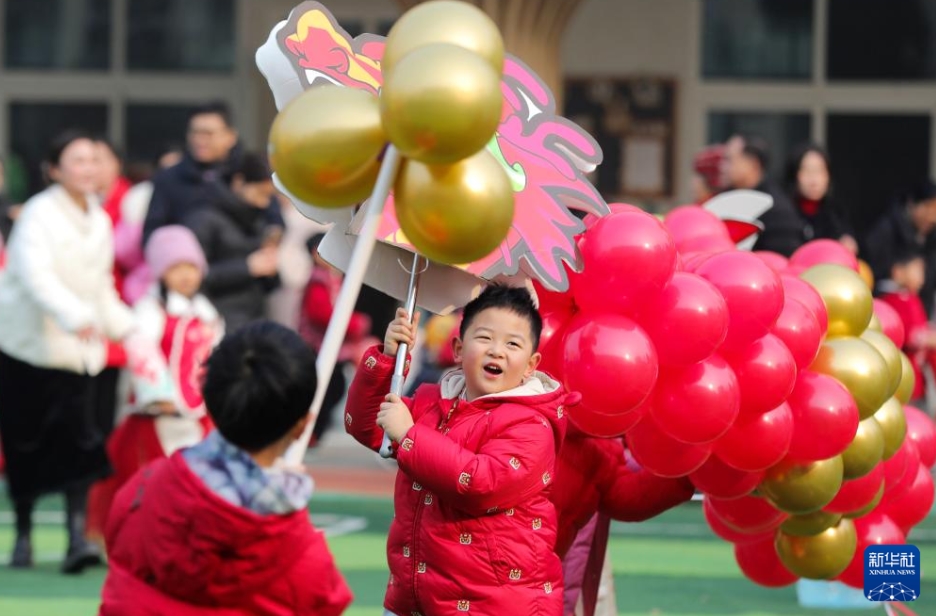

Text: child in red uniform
xmin=878 ymin=246 xmax=936 ymax=403
xmin=86 ymin=226 xmax=223 ymax=543
xmin=100 ymin=321 xmax=352 ymax=615
xmin=346 ymin=285 xmax=572 ymax=616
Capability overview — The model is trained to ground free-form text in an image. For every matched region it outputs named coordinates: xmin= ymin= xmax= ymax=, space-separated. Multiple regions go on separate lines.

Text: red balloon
xmin=770 ymin=298 xmax=823 ymax=370
xmin=636 ymin=272 xmax=729 ymax=366
xmin=680 ymin=251 xmax=717 ymax=273
xmin=582 ymin=202 xmax=642 ymax=228
xmin=703 ymin=498 xmax=775 ymax=543
xmin=714 ymin=402 xmax=793 ymax=472
xmin=781 ymin=275 xmax=829 ymax=335
xmin=707 ymin=493 xmax=787 ymax=533
xmin=575 ymin=211 xmax=677 ymax=314
xmin=567 ymin=404 xmax=645 ymax=438
xmin=626 ymin=414 xmax=712 ymax=477
xmin=877 ymin=463 xmax=935 ymax=531
xmin=883 ymin=438 xmax=920 ymax=500
xmin=786 ymin=372 xmax=860 ymax=462
xmin=872 ymin=299 xmax=906 ymax=348
xmin=652 ymin=356 xmax=740 ymax=444
xmin=789 ymin=239 xmax=860 ymax=272
xmin=690 ymin=454 xmax=764 ymax=500
xmin=754 ymin=251 xmax=789 ymax=274
xmin=663 ymin=205 xmax=731 ymax=250
xmin=904 ymin=405 xmax=936 ymax=468
xmin=837 ymin=513 xmax=905 ymax=588
xmin=734 ymin=536 xmax=798 ymax=588
xmin=726 ymin=334 xmax=797 ymax=416
xmin=562 ymin=312 xmax=658 ymax=414
xmin=537 ymin=316 xmax=569 ymax=381
xmin=824 ymin=465 xmax=884 ymax=514
xmin=696 ymin=252 xmax=784 ymax=351
xmin=676 ymin=235 xmax=737 ymax=255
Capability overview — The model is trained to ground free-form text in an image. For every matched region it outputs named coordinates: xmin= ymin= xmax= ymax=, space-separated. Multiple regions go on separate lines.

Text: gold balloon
xmin=872 ymin=397 xmax=907 ymax=460
xmin=800 ymin=264 xmax=873 ymax=338
xmin=381 ymin=43 xmax=502 ymax=164
xmin=780 ymin=510 xmax=843 ymax=537
xmin=268 ymin=86 xmax=385 ymax=208
xmin=382 ymin=0 xmax=505 ymax=77
xmin=841 ymin=417 xmax=885 ymax=479
xmin=867 ymin=313 xmax=882 ymax=332
xmin=858 ymin=259 xmax=875 ymax=290
xmin=843 ymin=482 xmax=885 ymax=519
xmin=394 ymin=149 xmax=514 ymax=264
xmin=895 ymin=352 xmax=916 ymax=404
xmin=775 ymin=518 xmax=857 ymax=579
xmin=860 ymin=329 xmax=902 ymax=399
xmin=760 ymin=456 xmax=844 ymax=515
xmin=810 ymin=337 xmax=890 ymax=420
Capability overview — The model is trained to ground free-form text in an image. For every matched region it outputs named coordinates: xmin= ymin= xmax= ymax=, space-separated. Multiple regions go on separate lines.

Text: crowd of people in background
xmin=694 ymin=133 xmax=936 ymax=411
xmin=0 ymin=102 xmax=395 ymax=576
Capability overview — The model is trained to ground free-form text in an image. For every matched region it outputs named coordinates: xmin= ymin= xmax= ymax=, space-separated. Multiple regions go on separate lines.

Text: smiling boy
xmin=345 ymin=284 xmax=572 ymax=616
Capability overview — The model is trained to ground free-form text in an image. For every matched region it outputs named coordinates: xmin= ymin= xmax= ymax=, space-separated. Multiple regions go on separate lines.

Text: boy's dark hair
xmin=188 ymin=101 xmax=234 ymax=128
xmin=202 ymin=321 xmax=316 ymax=451
xmin=891 ymin=243 xmax=924 ymax=269
xmin=233 ymin=152 xmax=272 ymax=184
xmin=459 ymin=284 xmax=543 ymax=350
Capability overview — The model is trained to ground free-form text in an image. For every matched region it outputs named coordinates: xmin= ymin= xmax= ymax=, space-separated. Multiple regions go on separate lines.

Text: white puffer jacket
xmin=0 ymin=184 xmax=133 ymax=374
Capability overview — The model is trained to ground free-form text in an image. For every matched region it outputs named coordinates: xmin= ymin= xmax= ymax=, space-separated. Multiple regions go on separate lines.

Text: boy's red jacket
xmin=99 ymin=453 xmax=352 ymax=616
xmin=346 ymin=345 xmax=571 ymax=616
xmin=552 ymin=430 xmax=695 ymax=557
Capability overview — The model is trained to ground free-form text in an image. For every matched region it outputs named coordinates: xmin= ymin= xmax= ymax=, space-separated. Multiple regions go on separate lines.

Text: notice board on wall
xmin=564 ymin=77 xmax=676 ymax=202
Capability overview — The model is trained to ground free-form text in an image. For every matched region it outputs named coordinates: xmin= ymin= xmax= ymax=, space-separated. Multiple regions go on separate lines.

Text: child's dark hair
xmin=459 ymin=284 xmax=543 ymax=350
xmin=233 ymin=152 xmax=272 ymax=184
xmin=202 ymin=321 xmax=316 ymax=451
xmin=891 ymin=243 xmax=924 ymax=269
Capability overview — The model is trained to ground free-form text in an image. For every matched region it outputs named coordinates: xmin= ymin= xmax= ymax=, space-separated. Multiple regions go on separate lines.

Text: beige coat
xmin=0 ymin=184 xmax=133 ymax=374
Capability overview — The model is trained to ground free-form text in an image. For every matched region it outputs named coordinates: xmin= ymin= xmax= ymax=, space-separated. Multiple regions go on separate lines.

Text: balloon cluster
xmin=536 ymin=206 xmax=936 ymax=587
xmin=267 ymin=0 xmax=514 ymax=264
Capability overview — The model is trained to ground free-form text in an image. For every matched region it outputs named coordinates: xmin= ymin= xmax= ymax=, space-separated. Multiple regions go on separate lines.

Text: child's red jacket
xmin=346 ymin=345 xmax=572 ymax=616
xmin=99 ymin=453 xmax=352 ymax=616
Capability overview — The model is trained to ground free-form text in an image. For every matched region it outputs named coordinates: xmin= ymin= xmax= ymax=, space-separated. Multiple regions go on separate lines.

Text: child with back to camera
xmin=345 ymin=284 xmax=573 ymax=616
xmin=100 ymin=321 xmax=352 ymax=616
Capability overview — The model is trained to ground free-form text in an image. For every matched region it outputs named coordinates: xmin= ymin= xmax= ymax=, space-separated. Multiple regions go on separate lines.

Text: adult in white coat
xmin=0 ymin=130 xmax=133 ymax=573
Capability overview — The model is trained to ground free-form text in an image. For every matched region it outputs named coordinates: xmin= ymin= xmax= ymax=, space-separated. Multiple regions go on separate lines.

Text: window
xmin=124 ymin=104 xmax=197 ymax=166
xmin=827 ymin=114 xmax=931 ymax=236
xmin=702 ymin=0 xmax=813 ymax=80
xmin=127 ymin=0 xmax=235 ymax=72
xmin=707 ymin=111 xmax=811 ymax=182
xmin=4 ymin=0 xmax=110 ymax=70
xmin=828 ymin=0 xmax=936 ymax=80
xmin=9 ymin=103 xmax=109 ymax=196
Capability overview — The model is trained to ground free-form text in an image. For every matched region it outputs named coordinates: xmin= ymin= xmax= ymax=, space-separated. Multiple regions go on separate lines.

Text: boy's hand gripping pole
xmin=379 ymin=253 xmax=426 ymax=458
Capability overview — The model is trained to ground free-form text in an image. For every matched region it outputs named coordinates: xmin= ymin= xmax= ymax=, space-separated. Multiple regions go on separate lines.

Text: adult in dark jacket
xmin=784 ymin=143 xmax=858 ymax=253
xmin=863 ymin=181 xmax=936 ymax=314
xmin=142 ymin=102 xmax=283 ymax=246
xmin=725 ymin=134 xmax=806 ymax=256
xmin=184 ymin=153 xmax=280 ymax=333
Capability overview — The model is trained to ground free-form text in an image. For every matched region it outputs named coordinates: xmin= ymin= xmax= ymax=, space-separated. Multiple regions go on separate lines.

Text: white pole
xmin=284 ymin=145 xmax=402 ymax=466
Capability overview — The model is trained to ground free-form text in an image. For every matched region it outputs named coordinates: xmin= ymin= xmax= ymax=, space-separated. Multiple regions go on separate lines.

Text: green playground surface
xmin=0 ymin=488 xmax=933 ymax=615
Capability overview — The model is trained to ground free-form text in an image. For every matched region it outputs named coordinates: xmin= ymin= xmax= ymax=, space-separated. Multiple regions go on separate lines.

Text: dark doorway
xmin=826 ymin=113 xmax=931 ymax=238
